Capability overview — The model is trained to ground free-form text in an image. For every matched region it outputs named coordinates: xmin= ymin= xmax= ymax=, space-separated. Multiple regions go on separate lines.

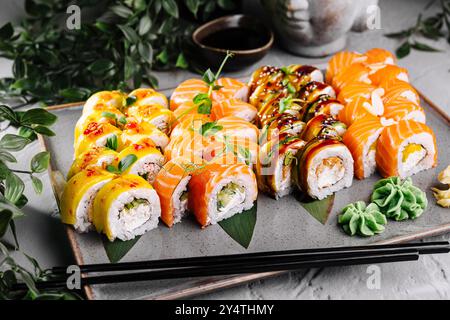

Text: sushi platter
xmin=41 ymin=48 xmax=450 ymax=299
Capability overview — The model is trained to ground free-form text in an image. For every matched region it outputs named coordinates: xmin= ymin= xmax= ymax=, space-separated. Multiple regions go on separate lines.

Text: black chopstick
xmin=51 ymin=241 xmax=450 ymax=275
xmin=10 ymin=241 xmax=449 ymax=291
xmin=14 ymin=250 xmax=420 ymax=291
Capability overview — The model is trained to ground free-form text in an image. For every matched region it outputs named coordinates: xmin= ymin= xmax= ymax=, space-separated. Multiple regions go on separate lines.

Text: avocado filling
xmin=402 ymin=143 xmax=426 ymax=172
xmin=124 ymin=198 xmax=149 ymax=211
xmin=217 ymin=182 xmax=245 ymax=212
xmin=315 ymin=157 xmax=345 ymax=189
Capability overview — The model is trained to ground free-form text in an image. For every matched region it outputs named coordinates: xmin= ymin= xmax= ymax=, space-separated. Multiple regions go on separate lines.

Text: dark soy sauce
xmin=201 ymin=27 xmax=268 ymax=50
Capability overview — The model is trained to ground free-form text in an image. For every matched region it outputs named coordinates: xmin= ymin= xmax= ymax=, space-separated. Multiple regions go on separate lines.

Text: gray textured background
xmin=0 ymin=0 xmax=449 ymax=299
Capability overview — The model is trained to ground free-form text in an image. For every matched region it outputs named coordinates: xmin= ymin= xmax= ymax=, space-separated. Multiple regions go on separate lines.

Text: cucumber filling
xmin=217 ymin=182 xmax=245 ymax=212
xmin=120 ymin=198 xmax=151 ymax=230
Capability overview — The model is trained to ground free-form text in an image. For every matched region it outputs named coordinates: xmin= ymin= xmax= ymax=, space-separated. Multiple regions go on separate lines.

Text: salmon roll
xmin=376 ymin=120 xmax=437 ymax=179
xmin=212 ymin=77 xmax=249 ymax=102
xmin=82 ymin=91 xmax=125 ymax=115
xmin=257 ymin=135 xmax=306 ymax=199
xmin=126 ymin=103 xmax=175 ymax=135
xmin=153 ymin=158 xmax=200 ymax=227
xmin=211 ymin=99 xmax=257 ymax=122
xmin=92 ymin=175 xmax=161 ymax=241
xmin=203 ymin=136 xmax=259 ymax=166
xmin=216 ymin=116 xmax=259 ymax=143
xmin=338 ymin=96 xmax=375 ymax=127
xmin=121 ymin=119 xmax=169 ymax=151
xmin=170 ymin=79 xmax=209 ymax=111
xmin=170 ymin=113 xmax=211 ymax=139
xmin=382 ymin=80 xmax=420 ymax=105
xmin=337 ymin=82 xmax=385 ymax=116
xmin=342 ymin=117 xmax=384 ymax=179
xmin=67 ymin=146 xmax=118 ymax=180
xmin=188 ymin=163 xmax=258 ymax=228
xmin=164 ymin=133 xmax=206 ymax=163
xmin=172 ymin=101 xmax=202 ymax=123
xmin=128 ymin=88 xmax=168 ymax=109
xmin=383 ymin=97 xmax=426 ymax=123
xmin=332 ymin=63 xmax=371 ymax=93
xmin=294 ymin=138 xmax=354 ymax=200
xmin=74 ymin=122 xmax=122 ymax=157
xmin=117 ymin=138 xmax=164 ymax=184
xmin=326 ymin=51 xmax=367 ymax=84
xmin=369 ymin=64 xmax=409 ymax=86
xmin=302 ymin=114 xmax=347 ymax=142
xmin=61 ymin=167 xmax=115 ymax=232
xmin=365 ymin=48 xmax=395 ymax=65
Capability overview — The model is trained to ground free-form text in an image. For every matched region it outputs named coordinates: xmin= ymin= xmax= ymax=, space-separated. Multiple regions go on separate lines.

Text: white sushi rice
xmin=74 ymin=179 xmax=111 ymax=232
xmin=306 ymin=144 xmax=354 ymax=200
xmin=108 ymin=188 xmax=161 ymax=241
xmin=171 ymin=176 xmax=191 ymax=224
xmin=271 ymin=151 xmax=300 ymax=199
xmin=311 ymin=69 xmax=324 ymax=83
xmin=127 ymin=153 xmax=164 ymax=184
xmin=362 ymin=128 xmax=384 ymax=178
xmin=148 ymin=115 xmax=170 ymax=135
xmin=206 ymin=176 xmax=257 ymax=225
xmin=397 ymin=132 xmax=436 ymax=179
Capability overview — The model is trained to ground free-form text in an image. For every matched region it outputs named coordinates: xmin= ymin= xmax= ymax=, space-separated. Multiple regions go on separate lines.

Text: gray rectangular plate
xmin=40 ymin=87 xmax=450 ymax=300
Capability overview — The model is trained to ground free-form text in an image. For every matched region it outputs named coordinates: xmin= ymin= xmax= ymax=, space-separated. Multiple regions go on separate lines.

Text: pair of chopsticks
xmin=11 ymin=241 xmax=450 ymax=291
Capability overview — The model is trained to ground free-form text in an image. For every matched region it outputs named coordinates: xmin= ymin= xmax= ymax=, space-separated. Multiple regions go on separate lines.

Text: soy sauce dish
xmin=192 ymin=14 xmax=274 ymax=71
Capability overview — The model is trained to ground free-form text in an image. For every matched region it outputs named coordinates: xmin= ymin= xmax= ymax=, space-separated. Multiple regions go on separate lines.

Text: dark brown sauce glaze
xmin=201 ymin=27 xmax=270 ymax=51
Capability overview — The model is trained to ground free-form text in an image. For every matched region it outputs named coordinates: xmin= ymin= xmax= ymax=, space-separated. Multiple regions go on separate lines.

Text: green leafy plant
xmin=0 ymin=105 xmax=79 ymax=299
xmin=385 ymin=0 xmax=450 ymax=58
xmin=0 ymin=0 xmax=239 ymax=106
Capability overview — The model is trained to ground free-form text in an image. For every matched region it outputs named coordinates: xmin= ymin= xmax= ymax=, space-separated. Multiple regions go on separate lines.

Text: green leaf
xmin=110 ymin=5 xmax=133 ymax=18
xmin=87 ymin=59 xmax=114 ymax=75
xmin=384 ymin=30 xmax=411 ymax=38
xmin=0 ymin=210 xmax=13 ymax=237
xmin=118 ymin=25 xmax=139 ymax=44
xmin=218 ymin=0 xmax=236 ymax=10
xmin=33 ymin=126 xmax=55 ymax=136
xmin=411 ymin=41 xmax=441 ymax=52
xmin=0 ymin=151 xmax=17 ymax=163
xmin=199 ymin=122 xmax=223 ymax=137
xmin=396 ymin=41 xmax=411 ymax=59
xmin=105 ymin=135 xmax=118 ymax=151
xmin=0 ymin=134 xmax=30 ymax=151
xmin=5 ymin=172 xmax=25 ymax=204
xmin=0 ymin=22 xmax=13 ymax=40
xmin=124 ymin=56 xmax=135 ymax=80
xmin=118 ymin=154 xmax=137 ymax=172
xmin=18 ymin=126 xmax=37 ymax=140
xmin=103 ymin=236 xmax=141 ymax=263
xmin=176 ymin=53 xmax=188 ymax=69
xmin=0 ymin=105 xmax=18 ymax=123
xmin=202 ymin=69 xmax=215 ymax=84
xmin=106 ymin=165 xmax=120 ymax=174
xmin=161 ymin=0 xmax=179 ymax=18
xmin=218 ymin=203 xmax=257 ymax=249
xmin=138 ymin=16 xmax=152 ymax=35
xmin=31 ymin=175 xmax=43 ymax=194
xmin=20 ymin=108 xmax=57 ymax=126
xmin=30 ymin=151 xmax=50 ymax=173
xmin=126 ymin=95 xmax=137 ymax=106
xmin=295 ymin=194 xmax=335 ymax=224
xmin=278 ymin=97 xmax=291 ymax=113
xmin=95 ymin=21 xmax=110 ymax=32
xmin=59 ymin=88 xmax=90 ymax=101
xmin=138 ymin=42 xmax=153 ymax=64
xmin=156 ymin=50 xmax=169 ymax=64
xmin=186 ymin=0 xmax=200 ymax=17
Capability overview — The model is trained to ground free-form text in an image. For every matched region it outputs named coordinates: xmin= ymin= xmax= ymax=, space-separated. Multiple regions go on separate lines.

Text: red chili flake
xmin=83 ymin=122 xmax=103 ymax=136
xmin=86 ymin=168 xmax=96 ymax=177
xmin=125 ymin=121 xmax=138 ymax=130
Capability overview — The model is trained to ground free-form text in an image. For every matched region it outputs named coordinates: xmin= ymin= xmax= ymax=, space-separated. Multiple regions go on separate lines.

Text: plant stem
xmin=11 ymin=170 xmax=32 ymax=175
